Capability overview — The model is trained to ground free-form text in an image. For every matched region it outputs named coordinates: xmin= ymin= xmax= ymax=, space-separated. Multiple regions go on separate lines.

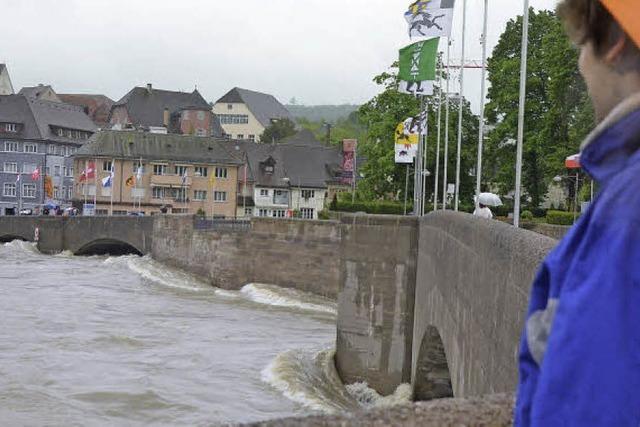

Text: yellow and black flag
xmin=125 ymin=175 xmax=136 ymax=187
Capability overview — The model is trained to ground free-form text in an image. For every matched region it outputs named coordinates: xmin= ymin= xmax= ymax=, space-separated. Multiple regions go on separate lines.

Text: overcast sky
xmin=1 ymin=0 xmax=559 ymax=112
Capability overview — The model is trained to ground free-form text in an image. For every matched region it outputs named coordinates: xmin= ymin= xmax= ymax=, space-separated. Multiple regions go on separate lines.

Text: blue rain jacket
xmin=515 ymin=103 xmax=640 ymax=426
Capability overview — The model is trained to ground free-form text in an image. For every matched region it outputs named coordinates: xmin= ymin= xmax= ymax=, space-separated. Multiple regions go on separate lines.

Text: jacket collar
xmin=580 ymin=92 xmax=640 ymax=184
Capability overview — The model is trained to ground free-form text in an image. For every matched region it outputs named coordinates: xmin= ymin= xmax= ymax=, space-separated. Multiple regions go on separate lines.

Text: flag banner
xmin=399 ymin=38 xmax=439 ymax=86
xmin=136 ymin=166 xmax=143 ymax=181
xmin=399 ymin=80 xmax=434 ymax=95
xmin=404 ymin=110 xmax=429 ymax=136
xmin=31 ymin=167 xmax=40 ymax=181
xmin=15 ymin=174 xmax=20 ymax=184
xmin=395 ymin=121 xmax=420 ymax=164
xmin=405 ymin=0 xmax=455 ymax=39
xmin=44 ymin=176 xmax=53 ymax=198
xmin=125 ymin=175 xmax=135 ymax=187
xmin=86 ymin=161 xmax=96 ymax=180
xmin=341 ymin=139 xmax=358 ymax=185
xmin=101 ymin=175 xmax=113 ymax=188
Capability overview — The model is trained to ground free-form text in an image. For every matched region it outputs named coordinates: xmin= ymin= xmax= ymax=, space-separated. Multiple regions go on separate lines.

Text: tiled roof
xmin=76 ymin=130 xmax=244 ymax=166
xmin=113 ymin=86 xmax=210 ymax=128
xmin=216 ymin=87 xmax=293 ymax=128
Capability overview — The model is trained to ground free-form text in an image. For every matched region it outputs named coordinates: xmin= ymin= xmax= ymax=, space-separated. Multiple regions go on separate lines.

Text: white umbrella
xmin=476 ymin=192 xmax=503 ymax=207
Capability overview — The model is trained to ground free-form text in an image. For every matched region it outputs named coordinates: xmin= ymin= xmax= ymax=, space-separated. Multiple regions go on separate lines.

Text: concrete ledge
xmin=237 ymin=394 xmax=514 ymax=427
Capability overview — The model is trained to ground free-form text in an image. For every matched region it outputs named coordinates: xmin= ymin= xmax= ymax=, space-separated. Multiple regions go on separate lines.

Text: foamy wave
xmin=111 ymin=255 xmax=215 ymax=293
xmin=262 ymin=348 xmax=412 ymax=415
xmin=261 ymin=348 xmax=359 ymax=414
xmin=346 ymin=382 xmax=413 ymax=409
xmin=240 ymin=284 xmax=337 ymax=316
xmin=1 ymin=239 xmax=40 ymax=254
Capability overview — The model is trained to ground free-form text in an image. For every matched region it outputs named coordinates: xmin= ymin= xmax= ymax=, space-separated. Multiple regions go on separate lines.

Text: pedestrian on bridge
xmin=516 ymin=1 xmax=640 ymax=426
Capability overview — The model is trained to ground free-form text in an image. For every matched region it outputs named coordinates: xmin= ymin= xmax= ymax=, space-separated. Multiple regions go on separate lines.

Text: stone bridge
xmin=0 ymin=212 xmax=557 ymax=403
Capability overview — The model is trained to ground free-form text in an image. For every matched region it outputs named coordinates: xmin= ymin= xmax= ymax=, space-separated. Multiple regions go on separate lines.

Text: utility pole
xmin=514 ymin=0 xmax=530 ymax=228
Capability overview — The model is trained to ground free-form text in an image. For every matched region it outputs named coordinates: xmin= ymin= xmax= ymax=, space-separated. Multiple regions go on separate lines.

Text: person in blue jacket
xmin=516 ymin=0 xmax=640 ymax=426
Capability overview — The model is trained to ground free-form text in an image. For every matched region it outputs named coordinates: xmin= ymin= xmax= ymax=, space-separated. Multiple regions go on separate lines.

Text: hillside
xmin=286 ymin=104 xmax=359 ymax=123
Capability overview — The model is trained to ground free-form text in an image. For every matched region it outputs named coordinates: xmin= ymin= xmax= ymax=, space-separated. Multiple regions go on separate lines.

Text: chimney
xmin=146 ymin=83 xmax=153 ymax=94
xmin=163 ymin=108 xmax=170 ymax=128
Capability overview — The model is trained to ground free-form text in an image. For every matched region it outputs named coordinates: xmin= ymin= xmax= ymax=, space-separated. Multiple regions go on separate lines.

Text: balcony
xmin=150 ymin=174 xmax=192 ymax=187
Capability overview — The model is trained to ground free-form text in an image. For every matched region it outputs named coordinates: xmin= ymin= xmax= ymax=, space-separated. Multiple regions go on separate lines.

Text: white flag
xmin=405 ymin=0 xmax=455 ymax=39
xmin=399 ymin=80 xmax=434 ymax=96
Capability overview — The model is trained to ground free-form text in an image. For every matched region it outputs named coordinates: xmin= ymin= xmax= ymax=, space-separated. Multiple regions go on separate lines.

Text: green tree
xmin=357 ymin=66 xmax=479 ymax=205
xmin=484 ymin=9 xmax=594 ymax=207
xmin=261 ymin=118 xmax=297 ymax=143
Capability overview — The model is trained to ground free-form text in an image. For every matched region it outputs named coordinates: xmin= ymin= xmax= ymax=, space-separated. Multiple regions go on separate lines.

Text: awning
xmin=565 ymin=154 xmax=580 ymax=169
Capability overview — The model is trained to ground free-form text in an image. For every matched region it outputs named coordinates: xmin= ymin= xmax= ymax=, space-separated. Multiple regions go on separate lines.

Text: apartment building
xmin=73 ymin=131 xmax=242 ymax=216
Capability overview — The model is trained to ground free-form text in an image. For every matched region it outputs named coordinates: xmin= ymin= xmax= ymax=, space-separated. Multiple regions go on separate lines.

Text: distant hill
xmin=286 ymin=104 xmax=359 ymax=123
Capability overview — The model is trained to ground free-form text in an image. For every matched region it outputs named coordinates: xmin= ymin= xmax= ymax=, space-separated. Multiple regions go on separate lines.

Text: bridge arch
xmin=0 ymin=233 xmax=31 ymax=244
xmin=75 ymin=238 xmax=143 ymax=256
xmin=413 ymin=325 xmax=453 ymax=401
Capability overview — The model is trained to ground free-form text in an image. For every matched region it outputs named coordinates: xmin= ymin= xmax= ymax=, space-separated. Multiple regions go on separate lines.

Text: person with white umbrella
xmin=473 ymin=192 xmax=502 ymax=219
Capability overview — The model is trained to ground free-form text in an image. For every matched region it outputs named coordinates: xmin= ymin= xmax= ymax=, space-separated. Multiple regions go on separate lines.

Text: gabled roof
xmin=231 ymin=131 xmax=343 ymax=189
xmin=0 ymin=94 xmax=97 ymax=142
xmin=57 ymin=94 xmax=115 ymax=127
xmin=18 ymin=85 xmax=60 ymax=102
xmin=113 ymin=86 xmax=210 ymax=128
xmin=216 ymin=87 xmax=293 ymax=128
xmin=76 ymin=131 xmax=244 ymax=166
xmin=0 ymin=64 xmax=14 ymax=95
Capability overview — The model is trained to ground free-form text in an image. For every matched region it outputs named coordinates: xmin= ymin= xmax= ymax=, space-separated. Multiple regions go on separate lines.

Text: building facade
xmin=0 ymin=95 xmax=96 ymax=215
xmin=108 ymin=84 xmax=222 ymax=137
xmin=213 ymin=87 xmax=293 ymax=142
xmin=73 ymin=131 xmax=242 ymax=217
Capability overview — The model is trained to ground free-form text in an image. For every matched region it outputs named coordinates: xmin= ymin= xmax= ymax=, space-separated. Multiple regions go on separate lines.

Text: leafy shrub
xmin=332 ymin=200 xmax=413 ymax=215
xmin=196 ymin=208 xmax=206 ymax=218
xmin=318 ymin=210 xmax=330 ymax=220
xmin=493 ymin=205 xmax=512 ymax=217
xmin=546 ymin=210 xmax=577 ymax=225
xmin=521 ymin=210 xmax=534 ymax=221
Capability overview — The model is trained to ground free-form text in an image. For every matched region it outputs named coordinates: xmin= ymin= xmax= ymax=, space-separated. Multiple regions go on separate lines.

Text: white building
xmin=212 ymin=87 xmax=294 ymax=143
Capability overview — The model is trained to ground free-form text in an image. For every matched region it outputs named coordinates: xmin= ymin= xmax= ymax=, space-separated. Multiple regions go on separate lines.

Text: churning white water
xmin=0 ymin=241 xmax=409 ymax=426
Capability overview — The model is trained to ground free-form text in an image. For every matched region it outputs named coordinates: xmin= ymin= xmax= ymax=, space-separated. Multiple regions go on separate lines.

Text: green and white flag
xmin=399 ymin=38 xmax=439 ymax=95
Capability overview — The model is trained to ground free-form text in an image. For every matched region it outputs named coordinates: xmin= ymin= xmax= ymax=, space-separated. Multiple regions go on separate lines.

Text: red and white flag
xmin=31 ymin=167 xmax=40 ymax=181
xmin=86 ymin=161 xmax=96 ymax=179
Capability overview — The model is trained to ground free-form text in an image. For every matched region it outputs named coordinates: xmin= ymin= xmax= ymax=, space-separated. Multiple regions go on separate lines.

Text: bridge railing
xmin=193 ymin=218 xmax=252 ymax=232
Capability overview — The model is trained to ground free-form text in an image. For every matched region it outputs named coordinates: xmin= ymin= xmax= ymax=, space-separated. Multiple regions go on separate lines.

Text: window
xmin=4 ymin=162 xmax=18 ymax=173
xmin=301 ymin=208 xmax=315 ymax=219
xmin=197 ymin=111 xmax=205 ymax=120
xmin=194 ymin=190 xmax=207 ymax=201
xmin=215 ymin=167 xmax=228 ymax=179
xmin=48 ymin=145 xmax=55 ymax=154
xmin=24 ymin=144 xmax=37 ymax=153
xmin=218 ymin=114 xmax=249 ymax=125
xmin=153 ymin=164 xmax=166 ymax=176
xmin=248 ymin=135 xmax=255 ymax=142
xmin=174 ymin=187 xmax=187 ymax=202
xmin=4 ymin=141 xmax=18 ymax=152
xmin=183 ymin=111 xmax=190 ymax=120
xmin=194 ymin=166 xmax=208 ymax=177
xmin=69 ymin=147 xmax=77 ymax=156
xmin=152 ymin=187 xmax=165 ymax=199
xmin=96 ymin=209 xmax=109 ymax=216
xmin=196 ymin=128 xmax=206 ymax=137
xmin=272 ymin=209 xmax=286 ymax=218
xmin=174 ymin=165 xmax=188 ymax=176
xmin=301 ymin=190 xmax=315 ymax=199
xmin=23 ymin=164 xmax=37 ymax=174
xmin=63 ymin=166 xmax=68 ymax=177
xmin=223 ymin=133 xmax=232 ymax=140
xmin=65 ymin=167 xmax=73 ymax=177
xmin=66 ymin=186 xmax=73 ymax=199
xmin=3 ymin=183 xmax=16 ymax=197
xmin=172 ymin=208 xmax=189 ymax=214
xmin=54 ymin=186 xmax=60 ymax=199
xmin=245 ymin=207 xmax=253 ymax=216
xmin=68 ymin=167 xmax=74 ymax=177
xmin=260 ymin=189 xmax=269 ymax=197
xmin=23 ymin=184 xmax=36 ymax=198
xmin=227 ymin=104 xmax=233 ymax=110
xmin=57 ymin=128 xmax=64 ymax=137
xmin=259 ymin=208 xmax=268 ymax=217
xmin=237 ymin=134 xmax=244 ymax=140
xmin=54 ymin=166 xmax=60 ymax=177
xmin=103 ymin=161 xmax=112 ymax=172
xmin=5 ymin=123 xmax=17 ymax=132
xmin=214 ymin=191 xmax=227 ymax=202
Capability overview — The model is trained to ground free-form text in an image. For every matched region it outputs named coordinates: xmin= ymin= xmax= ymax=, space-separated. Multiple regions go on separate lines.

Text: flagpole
xmin=476 ymin=0 xmax=489 ymax=208
xmin=421 ymin=107 xmax=429 ymax=216
xmin=83 ymin=159 xmax=87 ymax=209
xmin=443 ymin=39 xmax=451 ymax=210
xmin=110 ymin=158 xmax=114 ymax=216
xmin=404 ymin=164 xmax=410 ymax=215
xmin=93 ymin=158 xmax=97 ymax=212
xmin=514 ymin=0 xmax=530 ymax=228
xmin=454 ymin=0 xmax=467 ymax=212
xmin=434 ymin=53 xmax=442 ymax=212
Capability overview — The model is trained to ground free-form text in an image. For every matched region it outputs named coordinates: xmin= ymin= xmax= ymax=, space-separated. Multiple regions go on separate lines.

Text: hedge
xmin=547 ymin=210 xmax=578 ymax=225
xmin=333 ymin=200 xmax=415 ymax=215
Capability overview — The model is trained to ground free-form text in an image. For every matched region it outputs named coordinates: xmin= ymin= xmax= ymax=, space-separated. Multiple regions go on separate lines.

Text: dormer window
xmin=57 ymin=128 xmax=64 ymax=137
xmin=5 ymin=123 xmax=17 ymax=133
xmin=265 ymin=165 xmax=274 ymax=173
